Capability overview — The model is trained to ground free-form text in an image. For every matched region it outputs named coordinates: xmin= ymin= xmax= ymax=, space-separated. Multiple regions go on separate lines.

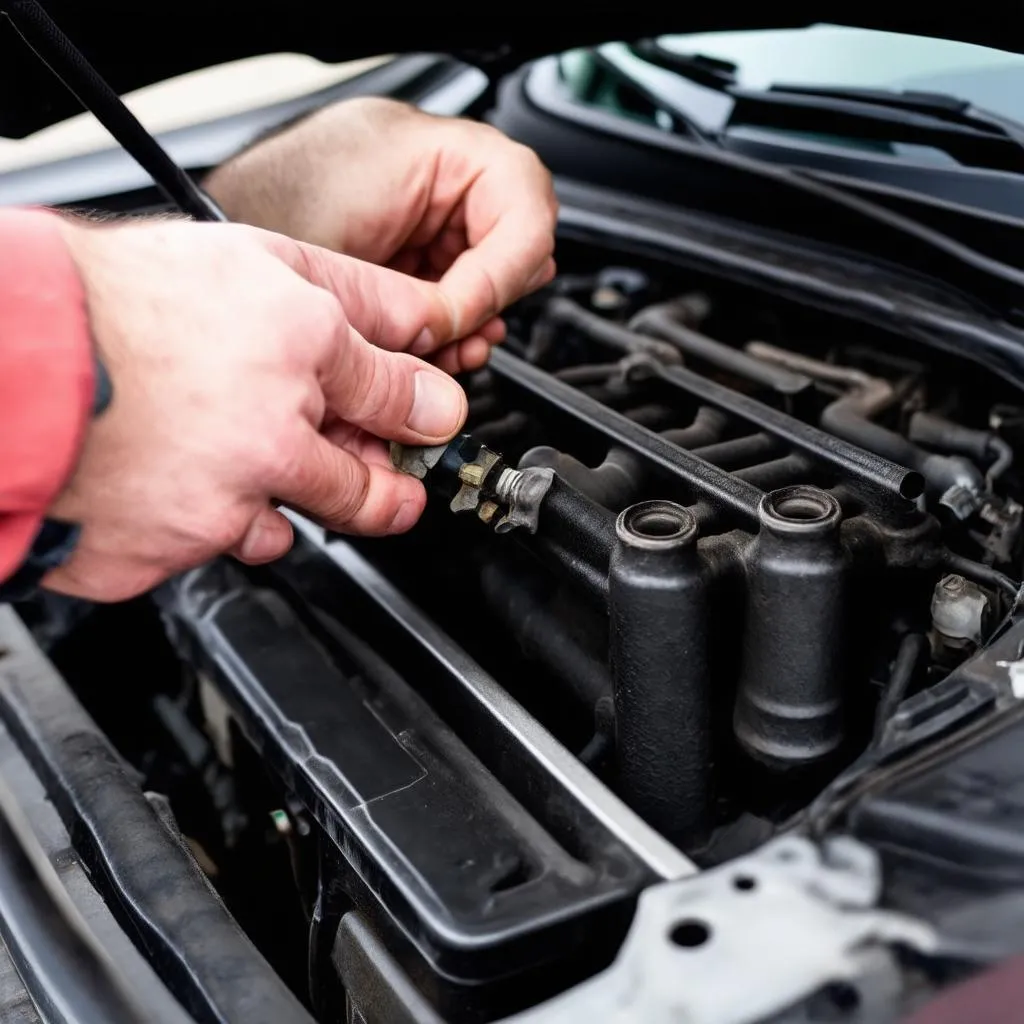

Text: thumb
xmin=261 ymin=230 xmax=458 ymax=350
xmin=322 ymin=324 xmax=467 ymax=445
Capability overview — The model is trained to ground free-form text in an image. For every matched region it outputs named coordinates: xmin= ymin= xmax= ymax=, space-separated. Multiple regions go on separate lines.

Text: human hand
xmin=204 ymin=96 xmax=558 ymax=374
xmin=45 ymin=218 xmax=467 ymax=602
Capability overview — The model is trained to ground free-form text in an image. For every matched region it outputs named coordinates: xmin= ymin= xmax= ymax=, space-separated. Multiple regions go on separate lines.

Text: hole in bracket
xmin=668 ymin=919 xmax=711 ymax=948
xmin=732 ymin=875 xmax=757 ymax=892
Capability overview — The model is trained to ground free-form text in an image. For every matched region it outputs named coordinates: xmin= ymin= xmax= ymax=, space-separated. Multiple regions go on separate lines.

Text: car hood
xmin=0 ymin=3 xmax=1020 ymax=138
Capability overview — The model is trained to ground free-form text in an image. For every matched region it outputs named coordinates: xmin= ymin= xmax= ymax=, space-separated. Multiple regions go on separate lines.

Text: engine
xmin=366 ymin=255 xmax=1024 ymax=861
xmin=24 ymin=245 xmax=1024 ymax=1024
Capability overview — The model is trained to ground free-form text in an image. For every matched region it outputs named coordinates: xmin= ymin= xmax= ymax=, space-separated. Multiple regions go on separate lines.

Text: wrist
xmin=0 ymin=208 xmax=101 ymax=601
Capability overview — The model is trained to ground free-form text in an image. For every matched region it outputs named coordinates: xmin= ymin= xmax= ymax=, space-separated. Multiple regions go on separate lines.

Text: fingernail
xmin=408 ymin=371 xmax=464 ymax=438
xmin=410 ymin=327 xmax=435 ymax=355
xmin=388 ymin=500 xmax=420 ymax=534
xmin=239 ymin=522 xmax=264 ymax=561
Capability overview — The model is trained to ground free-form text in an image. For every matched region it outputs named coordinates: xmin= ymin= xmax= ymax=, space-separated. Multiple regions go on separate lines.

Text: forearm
xmin=0 ymin=207 xmax=96 ymax=594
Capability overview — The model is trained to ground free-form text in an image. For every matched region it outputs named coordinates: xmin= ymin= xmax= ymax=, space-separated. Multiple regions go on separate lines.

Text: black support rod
xmin=490 ymin=348 xmax=764 ymax=524
xmin=655 ymin=359 xmax=923 ymax=501
xmin=1 ymin=0 xmax=226 ymax=222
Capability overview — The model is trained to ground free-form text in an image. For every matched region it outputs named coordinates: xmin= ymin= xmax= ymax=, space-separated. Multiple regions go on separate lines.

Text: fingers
xmin=278 ymin=429 xmax=427 ymax=535
xmin=432 ymin=336 xmax=491 ymax=375
xmin=436 ymin=151 xmax=558 ymax=336
xmin=319 ymin=323 xmax=467 ymax=444
xmin=262 ymin=231 xmax=457 ymax=352
xmin=231 ymin=507 xmax=295 ymax=565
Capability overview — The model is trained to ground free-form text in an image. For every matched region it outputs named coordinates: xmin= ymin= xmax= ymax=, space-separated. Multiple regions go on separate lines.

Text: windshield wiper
xmin=726 ymin=84 xmax=1024 ymax=174
xmin=623 ymin=40 xmax=1024 ymax=174
xmin=627 ymin=39 xmax=739 ymax=91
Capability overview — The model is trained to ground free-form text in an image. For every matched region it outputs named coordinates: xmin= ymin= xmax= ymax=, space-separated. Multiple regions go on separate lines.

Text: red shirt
xmin=0 ymin=208 xmax=94 ymax=583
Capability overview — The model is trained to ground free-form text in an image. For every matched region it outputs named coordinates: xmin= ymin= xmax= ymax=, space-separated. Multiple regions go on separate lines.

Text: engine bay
xmin=377 ymin=242 xmax=1024 ymax=850
xmin=18 ymin=232 xmax=1024 ymax=1023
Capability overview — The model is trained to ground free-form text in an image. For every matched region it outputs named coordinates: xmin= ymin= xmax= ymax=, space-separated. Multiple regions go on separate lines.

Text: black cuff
xmin=0 ymin=519 xmax=81 ymax=604
xmin=0 ymin=350 xmax=112 ymax=604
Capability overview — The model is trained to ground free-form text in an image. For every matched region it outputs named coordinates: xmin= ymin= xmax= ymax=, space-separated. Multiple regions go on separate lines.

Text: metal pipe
xmin=490 ymin=349 xmax=764 ymax=525
xmin=525 ymin=308 xmax=922 ymax=502
xmin=654 ymin=359 xmax=923 ymax=502
xmin=659 ymin=406 xmax=729 ymax=449
xmin=691 ymin=433 xmax=783 ymax=469
xmin=609 ymin=501 xmax=712 ymax=846
xmin=554 ymin=363 xmax=624 ymax=386
xmin=630 ymin=301 xmax=811 ymax=394
xmin=908 ymin=411 xmax=1014 ymax=488
xmin=519 ymin=408 xmax=729 ymax=512
xmin=734 ymin=454 xmax=814 ymax=491
xmin=746 ymin=341 xmax=982 ymax=514
xmin=546 ymin=297 xmax=681 ymax=363
xmin=734 ymin=485 xmax=849 ymax=771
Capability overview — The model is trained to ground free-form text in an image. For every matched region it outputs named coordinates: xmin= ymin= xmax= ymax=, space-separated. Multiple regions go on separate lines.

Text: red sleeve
xmin=0 ymin=207 xmax=94 ymax=583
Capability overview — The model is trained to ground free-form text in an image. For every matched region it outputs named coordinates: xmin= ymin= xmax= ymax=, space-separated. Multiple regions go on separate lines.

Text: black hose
xmin=479 ymin=563 xmax=610 ymax=710
xmin=872 ymin=634 xmax=927 ymax=747
xmin=519 ymin=446 xmax=644 ymax=511
xmin=941 ymin=551 xmax=1021 ymax=600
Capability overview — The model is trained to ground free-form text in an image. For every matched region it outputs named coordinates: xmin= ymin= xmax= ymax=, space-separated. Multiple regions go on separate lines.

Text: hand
xmin=45 ymin=218 xmax=468 ymax=602
xmin=204 ymin=97 xmax=558 ymax=373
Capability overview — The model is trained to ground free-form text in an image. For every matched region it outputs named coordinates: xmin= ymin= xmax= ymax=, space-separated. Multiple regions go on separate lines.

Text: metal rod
xmin=545 ymin=298 xmax=921 ymax=501
xmin=1 ymin=1 xmax=226 ymax=222
xmin=630 ymin=302 xmax=811 ymax=394
xmin=654 ymin=361 xmax=924 ymax=501
xmin=490 ymin=348 xmax=764 ymax=524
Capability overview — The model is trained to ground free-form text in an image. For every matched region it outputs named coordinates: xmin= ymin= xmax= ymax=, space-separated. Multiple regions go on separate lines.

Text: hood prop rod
xmin=1 ymin=0 xmax=226 ymax=222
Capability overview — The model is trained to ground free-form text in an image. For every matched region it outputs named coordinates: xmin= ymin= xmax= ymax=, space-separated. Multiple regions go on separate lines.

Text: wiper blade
xmin=726 ymin=84 xmax=1024 ymax=174
xmin=627 ymin=39 xmax=738 ymax=91
xmin=770 ymin=83 xmax=1024 ymax=145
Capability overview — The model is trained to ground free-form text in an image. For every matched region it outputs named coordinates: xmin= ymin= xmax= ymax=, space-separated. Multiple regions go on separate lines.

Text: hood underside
xmin=0 ymin=3 xmax=1019 ymax=139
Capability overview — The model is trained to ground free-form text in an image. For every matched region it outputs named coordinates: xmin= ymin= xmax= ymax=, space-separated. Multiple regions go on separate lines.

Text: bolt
xmin=940 ymin=574 xmax=968 ymax=596
xmin=495 ymin=467 xmax=524 ymax=504
xmin=478 ymin=501 xmax=499 ymax=524
xmin=591 ymin=285 xmax=627 ymax=312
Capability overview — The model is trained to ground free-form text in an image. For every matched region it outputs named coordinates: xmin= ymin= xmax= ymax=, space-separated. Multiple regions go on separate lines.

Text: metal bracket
xmin=500 ymin=836 xmax=936 ymax=1024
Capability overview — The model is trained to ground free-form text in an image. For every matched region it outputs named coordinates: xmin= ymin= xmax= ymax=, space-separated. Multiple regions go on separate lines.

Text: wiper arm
xmin=769 ymin=83 xmax=1024 ymax=147
xmin=726 ymin=83 xmax=1024 ymax=174
xmin=627 ymin=39 xmax=738 ymax=91
xmin=587 ymin=46 xmax=719 ymax=145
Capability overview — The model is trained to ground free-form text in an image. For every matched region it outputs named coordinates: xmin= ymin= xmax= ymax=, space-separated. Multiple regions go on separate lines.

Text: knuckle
xmin=289 ymin=446 xmax=370 ymax=527
xmin=48 ymin=559 xmax=161 ymax=603
xmin=205 ymin=513 xmax=251 ymax=555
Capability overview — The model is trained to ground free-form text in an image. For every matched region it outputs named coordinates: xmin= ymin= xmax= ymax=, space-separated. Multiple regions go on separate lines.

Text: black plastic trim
xmin=0 ymin=608 xmax=314 ymax=1024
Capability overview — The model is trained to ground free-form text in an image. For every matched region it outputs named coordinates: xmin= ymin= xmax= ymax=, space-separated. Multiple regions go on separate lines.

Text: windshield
xmin=558 ymin=25 xmax=1024 ymax=167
